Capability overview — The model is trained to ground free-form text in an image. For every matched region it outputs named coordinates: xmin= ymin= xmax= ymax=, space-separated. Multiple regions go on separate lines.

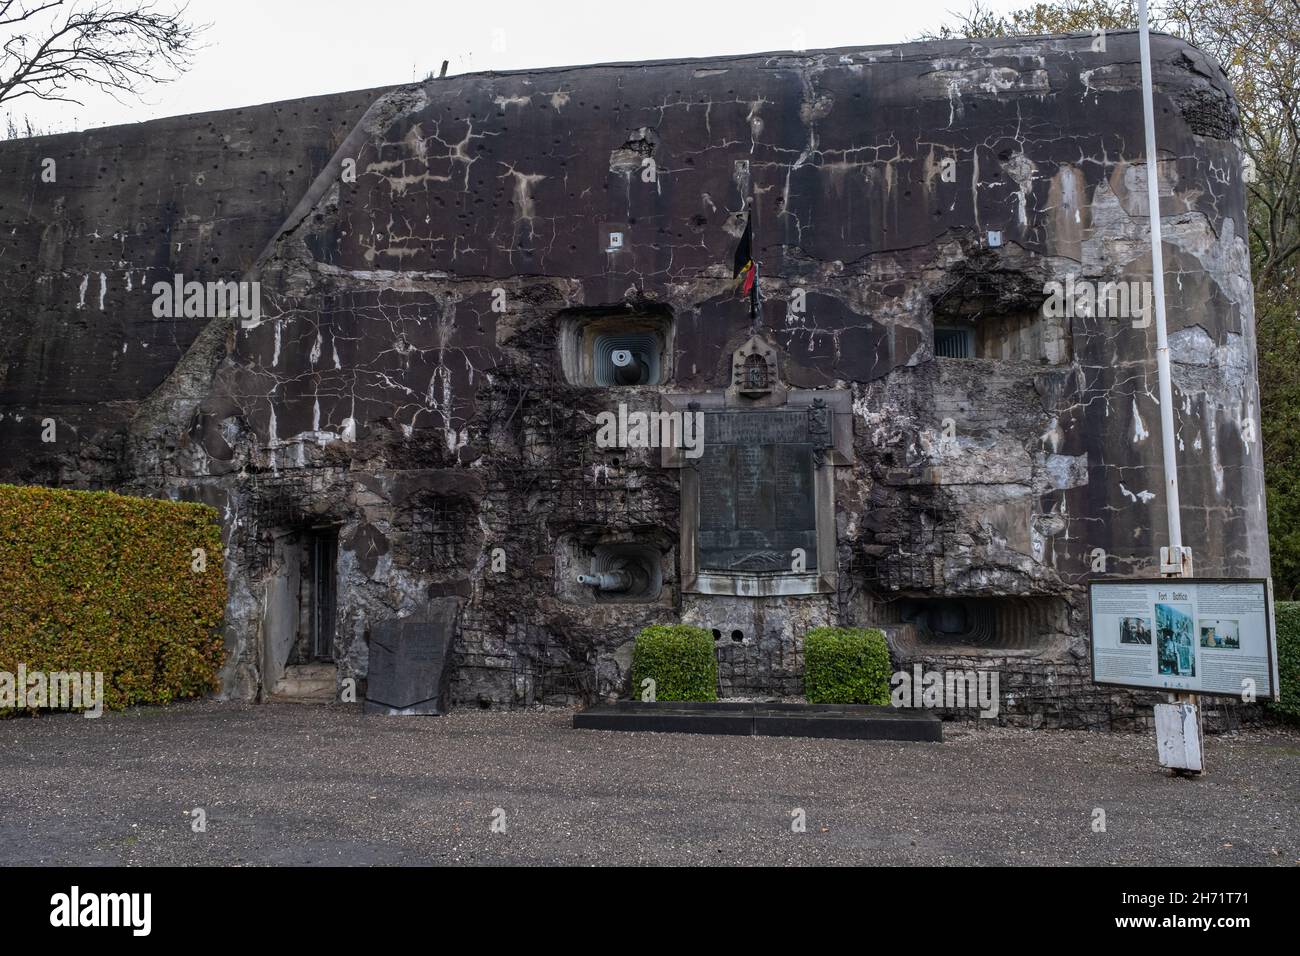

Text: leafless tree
xmin=0 ymin=0 xmax=203 ymax=108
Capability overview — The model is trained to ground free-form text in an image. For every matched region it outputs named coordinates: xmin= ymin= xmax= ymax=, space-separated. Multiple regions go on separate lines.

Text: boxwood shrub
xmin=0 ymin=484 xmax=227 ymax=714
xmin=1268 ymin=601 xmax=1300 ymax=723
xmin=804 ymin=626 xmax=892 ymax=705
xmin=630 ymin=624 xmax=717 ymax=701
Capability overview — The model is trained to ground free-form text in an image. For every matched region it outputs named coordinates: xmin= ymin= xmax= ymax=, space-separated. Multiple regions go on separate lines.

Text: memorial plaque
xmin=697 ymin=410 xmax=821 ymax=573
xmin=364 ymin=598 xmax=461 ymax=715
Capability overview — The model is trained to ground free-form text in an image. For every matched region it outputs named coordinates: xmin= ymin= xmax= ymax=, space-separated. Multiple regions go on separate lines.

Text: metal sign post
xmin=1138 ymin=0 xmax=1202 ymax=773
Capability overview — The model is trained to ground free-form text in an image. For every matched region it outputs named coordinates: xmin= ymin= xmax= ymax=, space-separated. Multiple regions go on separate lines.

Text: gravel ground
xmin=0 ymin=700 xmax=1296 ymax=866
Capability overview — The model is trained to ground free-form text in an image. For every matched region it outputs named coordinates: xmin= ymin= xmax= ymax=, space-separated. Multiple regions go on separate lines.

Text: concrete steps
xmin=271 ymin=664 xmax=337 ymax=703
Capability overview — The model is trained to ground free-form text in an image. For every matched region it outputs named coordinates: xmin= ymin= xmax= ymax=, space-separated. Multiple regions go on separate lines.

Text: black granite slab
xmin=364 ymin=599 xmax=461 ymax=715
xmin=573 ymin=701 xmax=942 ymax=741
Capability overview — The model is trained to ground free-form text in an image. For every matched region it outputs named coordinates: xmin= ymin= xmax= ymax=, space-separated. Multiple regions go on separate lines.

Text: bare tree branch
xmin=0 ymin=1 xmax=204 ymax=109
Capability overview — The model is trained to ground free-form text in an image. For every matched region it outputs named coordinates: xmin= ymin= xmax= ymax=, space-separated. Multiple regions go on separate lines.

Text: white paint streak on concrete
xmin=1131 ymin=398 xmax=1149 ymax=443
xmin=1119 ymin=483 xmax=1156 ymax=504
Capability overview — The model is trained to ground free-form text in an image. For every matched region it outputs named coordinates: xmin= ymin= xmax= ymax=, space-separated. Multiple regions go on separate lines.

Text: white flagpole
xmin=1138 ymin=0 xmax=1184 ymax=558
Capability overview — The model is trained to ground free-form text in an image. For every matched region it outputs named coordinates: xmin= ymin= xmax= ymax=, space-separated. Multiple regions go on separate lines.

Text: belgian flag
xmin=733 ymin=214 xmax=759 ymax=321
xmin=732 ymin=216 xmax=757 ymax=300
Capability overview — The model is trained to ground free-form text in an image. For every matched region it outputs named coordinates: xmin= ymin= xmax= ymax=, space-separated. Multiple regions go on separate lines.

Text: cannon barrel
xmin=577 ymin=570 xmax=632 ymax=592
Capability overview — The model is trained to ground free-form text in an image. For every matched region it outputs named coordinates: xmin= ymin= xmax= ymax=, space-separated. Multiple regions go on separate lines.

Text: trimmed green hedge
xmin=804 ymin=626 xmax=892 ymax=705
xmin=1269 ymin=601 xmax=1300 ymax=723
xmin=630 ymin=624 xmax=717 ymax=701
xmin=0 ymin=484 xmax=226 ymax=713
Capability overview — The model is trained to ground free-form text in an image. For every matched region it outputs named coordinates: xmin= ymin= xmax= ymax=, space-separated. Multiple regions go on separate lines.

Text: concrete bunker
xmin=0 ymin=34 xmax=1266 ymax=728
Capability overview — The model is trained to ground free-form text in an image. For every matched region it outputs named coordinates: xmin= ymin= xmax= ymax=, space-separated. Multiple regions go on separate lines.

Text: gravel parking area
xmin=1 ymin=700 xmax=1296 ymax=866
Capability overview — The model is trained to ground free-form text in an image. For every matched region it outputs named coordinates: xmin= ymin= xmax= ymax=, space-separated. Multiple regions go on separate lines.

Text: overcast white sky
xmin=7 ymin=0 xmax=1030 ymax=134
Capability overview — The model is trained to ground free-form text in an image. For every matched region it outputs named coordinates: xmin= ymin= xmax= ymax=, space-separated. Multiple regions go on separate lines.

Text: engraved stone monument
xmin=697 ymin=409 xmax=822 ymax=574
xmin=662 ymin=335 xmax=853 ymax=596
xmin=364 ymin=598 xmax=461 ymax=715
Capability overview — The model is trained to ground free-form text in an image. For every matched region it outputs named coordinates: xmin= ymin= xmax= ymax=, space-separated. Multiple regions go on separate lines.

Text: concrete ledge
xmin=573 ymin=701 xmax=942 ymax=741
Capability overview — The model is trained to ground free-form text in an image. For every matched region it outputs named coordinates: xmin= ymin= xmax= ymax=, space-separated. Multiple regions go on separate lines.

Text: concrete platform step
xmin=573 ymin=701 xmax=942 ymax=741
xmin=271 ymin=664 xmax=337 ymax=703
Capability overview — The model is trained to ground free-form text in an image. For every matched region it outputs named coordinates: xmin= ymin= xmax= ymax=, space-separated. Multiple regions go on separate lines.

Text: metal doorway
xmin=307 ymin=528 xmax=337 ymax=662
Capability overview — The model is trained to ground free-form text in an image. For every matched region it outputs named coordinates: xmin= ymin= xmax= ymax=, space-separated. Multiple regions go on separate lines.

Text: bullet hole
xmin=731 ymin=629 xmax=744 ymax=643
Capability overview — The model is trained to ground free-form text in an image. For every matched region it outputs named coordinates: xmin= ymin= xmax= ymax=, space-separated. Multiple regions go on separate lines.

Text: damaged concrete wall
xmin=0 ymin=88 xmax=387 ymax=487
xmin=0 ymin=32 xmax=1267 ymax=727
